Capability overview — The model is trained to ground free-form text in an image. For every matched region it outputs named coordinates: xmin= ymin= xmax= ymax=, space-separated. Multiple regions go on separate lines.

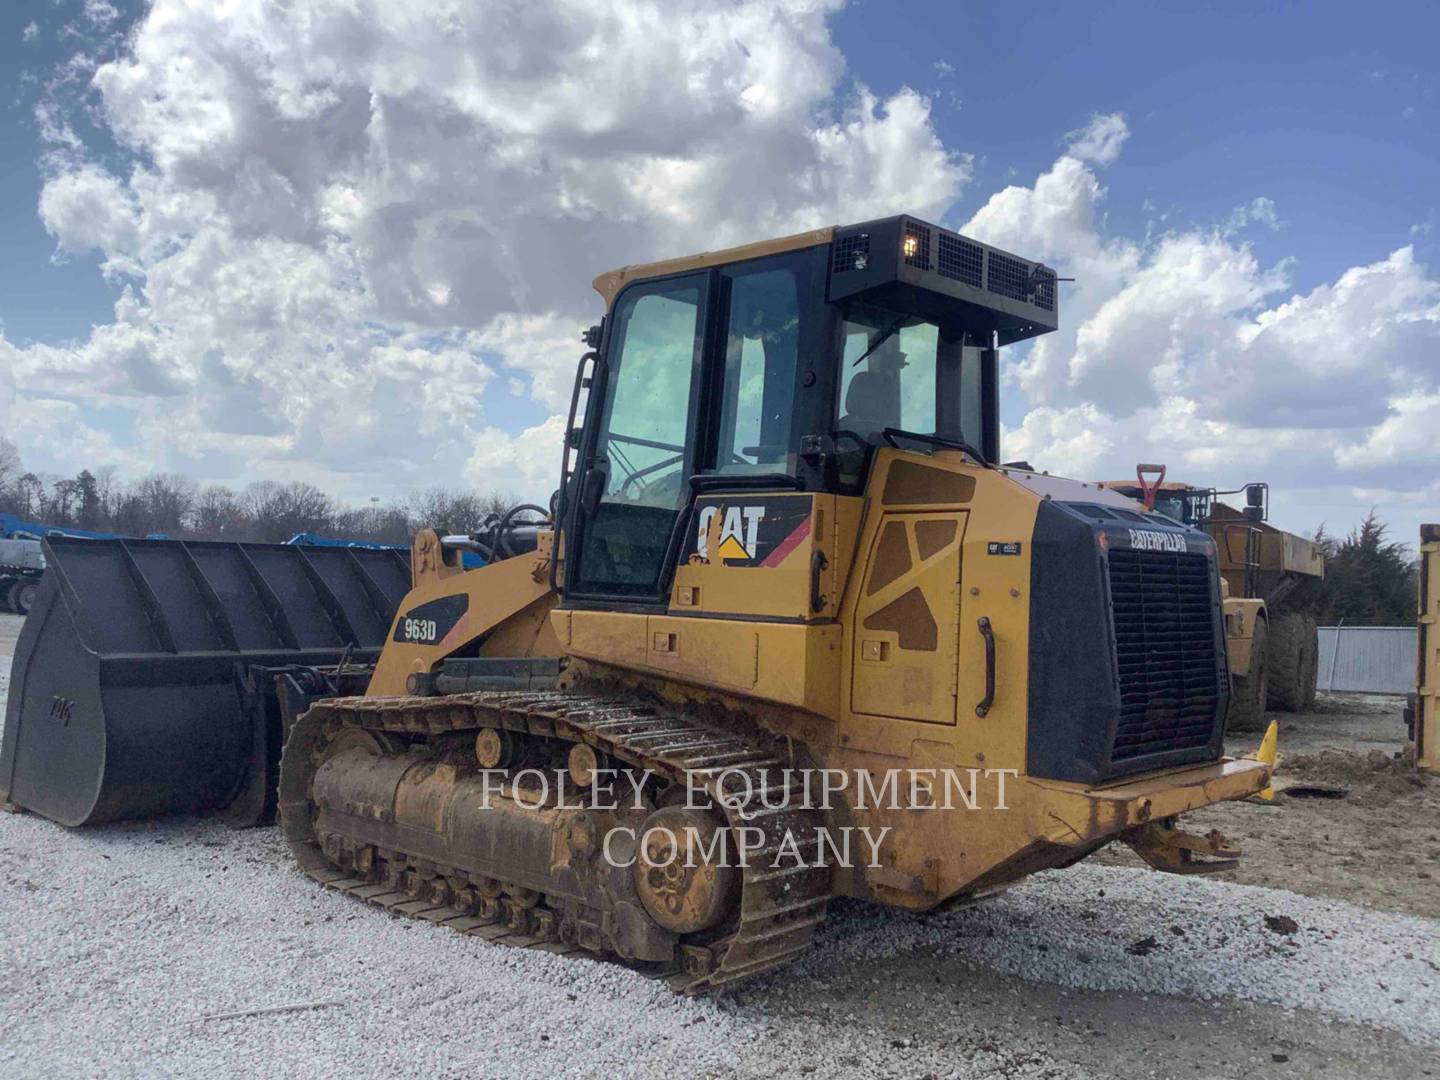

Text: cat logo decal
xmin=690 ymin=497 xmax=813 ymax=567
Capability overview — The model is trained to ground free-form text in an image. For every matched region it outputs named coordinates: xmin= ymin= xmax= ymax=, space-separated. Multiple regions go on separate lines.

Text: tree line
xmin=0 ymin=437 xmax=512 ymax=545
xmin=1312 ymin=512 xmax=1420 ymax=627
xmin=0 ymin=437 xmax=1423 ymax=623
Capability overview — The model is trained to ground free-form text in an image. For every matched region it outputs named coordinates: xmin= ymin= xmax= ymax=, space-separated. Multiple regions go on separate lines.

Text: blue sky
xmin=831 ymin=1 xmax=1438 ymax=291
xmin=8 ymin=2 xmax=1435 ymax=343
xmin=2 ymin=1 xmax=144 ymax=345
xmin=0 ymin=0 xmax=1437 ymax=540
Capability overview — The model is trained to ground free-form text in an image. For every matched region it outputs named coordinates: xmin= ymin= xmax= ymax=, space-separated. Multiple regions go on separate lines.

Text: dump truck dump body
xmin=0 ymin=536 xmax=409 ymax=826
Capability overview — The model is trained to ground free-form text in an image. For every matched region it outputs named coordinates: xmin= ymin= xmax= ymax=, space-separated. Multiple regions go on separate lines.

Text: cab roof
xmin=592 ymin=227 xmax=834 ymax=305
xmin=592 ymin=214 xmax=1059 ymax=345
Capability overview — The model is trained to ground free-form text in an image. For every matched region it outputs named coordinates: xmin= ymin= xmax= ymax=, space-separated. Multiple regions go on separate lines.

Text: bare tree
xmin=93 ymin=466 xmax=121 ymax=524
xmin=408 ymin=487 xmax=511 ymax=534
xmin=190 ymin=484 xmax=245 ymax=539
xmin=241 ymin=480 xmax=334 ymax=542
xmin=0 ymin=446 xmax=516 ymax=546
xmin=109 ymin=491 xmax=150 ymax=536
xmin=16 ymin=474 xmax=45 ymax=519
xmin=0 ymin=436 xmax=20 ymax=495
xmin=331 ymin=502 xmax=414 ymax=545
xmin=49 ymin=478 xmax=80 ymax=526
xmin=136 ymin=474 xmax=198 ymax=536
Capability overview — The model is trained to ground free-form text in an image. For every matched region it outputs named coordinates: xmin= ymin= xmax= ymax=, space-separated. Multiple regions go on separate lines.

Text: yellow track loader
xmin=6 ymin=216 xmax=1272 ymax=991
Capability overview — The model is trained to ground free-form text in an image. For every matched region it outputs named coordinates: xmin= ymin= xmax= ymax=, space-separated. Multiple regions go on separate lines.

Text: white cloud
xmin=1002 ymin=404 xmax=1115 ymax=478
xmin=464 ymin=414 xmax=571 ymax=500
xmin=968 ymin=123 xmax=1439 ymax=538
xmin=474 ymin=313 xmax=587 ymax=412
xmin=22 ymin=21 xmax=39 ymax=44
xmin=83 ymin=1 xmax=120 ymax=28
xmin=37 ymin=165 xmax=142 ymax=266
xmin=1335 ymin=391 xmax=1440 ymax=470
xmin=1064 ymin=113 xmax=1130 ymax=166
xmin=1 ymin=3 xmax=1437 ymax=544
xmin=1227 ymin=196 xmax=1280 ymax=232
xmin=3 ymin=0 xmax=970 ymax=502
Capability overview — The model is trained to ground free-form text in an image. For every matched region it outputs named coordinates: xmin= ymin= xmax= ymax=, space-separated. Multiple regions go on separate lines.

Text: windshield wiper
xmin=851 ymin=316 xmax=908 ymax=367
xmin=882 ymin=427 xmax=991 ymax=468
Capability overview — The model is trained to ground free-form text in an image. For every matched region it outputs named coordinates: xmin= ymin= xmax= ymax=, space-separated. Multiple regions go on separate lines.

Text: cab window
xmin=572 ymin=277 xmax=703 ymax=596
xmin=714 ymin=265 xmax=801 ymax=474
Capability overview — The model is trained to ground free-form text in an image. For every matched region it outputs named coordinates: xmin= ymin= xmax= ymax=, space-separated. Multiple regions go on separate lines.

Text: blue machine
xmin=286 ymin=531 xmax=484 ymax=568
xmin=284 ymin=531 xmax=407 ymax=550
xmin=0 ymin=513 xmax=130 ymax=542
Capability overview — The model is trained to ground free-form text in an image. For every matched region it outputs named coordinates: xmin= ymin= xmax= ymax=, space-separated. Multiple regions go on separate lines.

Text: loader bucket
xmin=0 ymin=537 xmax=410 ymax=827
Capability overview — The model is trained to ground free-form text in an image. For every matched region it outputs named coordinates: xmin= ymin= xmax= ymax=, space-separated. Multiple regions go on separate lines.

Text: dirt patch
xmin=1284 ymin=747 xmax=1431 ymax=802
xmin=1100 ymin=742 xmax=1440 ymax=919
xmin=1229 ymin=692 xmax=1411 ymax=758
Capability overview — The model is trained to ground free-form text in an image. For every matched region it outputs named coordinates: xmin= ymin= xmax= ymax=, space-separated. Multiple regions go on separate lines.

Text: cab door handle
xmin=976 ymin=616 xmax=996 ymax=717
xmin=809 ymin=550 xmax=829 ymax=612
xmin=580 ymin=466 xmax=606 ymax=516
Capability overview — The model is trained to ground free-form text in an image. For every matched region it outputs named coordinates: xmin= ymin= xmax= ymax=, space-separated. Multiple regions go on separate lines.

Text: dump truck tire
xmin=1265 ymin=611 xmax=1312 ymax=712
xmin=1227 ymin=616 xmax=1268 ymax=732
xmin=10 ymin=578 xmax=37 ymax=616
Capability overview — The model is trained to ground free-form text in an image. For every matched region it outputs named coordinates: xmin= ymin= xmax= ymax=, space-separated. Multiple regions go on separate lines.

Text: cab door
xmin=567 ymin=274 xmax=708 ymax=602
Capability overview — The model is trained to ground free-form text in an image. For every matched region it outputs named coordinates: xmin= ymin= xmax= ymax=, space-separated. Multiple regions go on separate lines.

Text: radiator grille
xmin=1107 ymin=549 xmax=1221 ymax=761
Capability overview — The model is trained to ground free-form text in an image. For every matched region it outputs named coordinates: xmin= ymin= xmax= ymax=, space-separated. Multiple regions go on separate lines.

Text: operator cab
xmin=1105 ymin=477 xmax=1269 ymax=529
xmin=1104 ymin=483 xmax=1202 ymax=526
xmin=561 ymin=214 xmax=1059 ymax=603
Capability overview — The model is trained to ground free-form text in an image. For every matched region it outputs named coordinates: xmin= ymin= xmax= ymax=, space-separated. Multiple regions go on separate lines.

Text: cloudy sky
xmin=1 ymin=0 xmax=1437 ymax=543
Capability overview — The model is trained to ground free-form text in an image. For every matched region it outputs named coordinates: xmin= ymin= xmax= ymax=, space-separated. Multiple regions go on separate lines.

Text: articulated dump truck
xmin=1100 ymin=470 xmax=1325 ymax=731
xmin=2 ymin=216 xmax=1272 ymax=992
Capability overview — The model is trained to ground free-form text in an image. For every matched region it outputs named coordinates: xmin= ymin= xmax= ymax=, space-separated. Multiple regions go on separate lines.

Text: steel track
xmin=278 ymin=690 xmax=832 ymax=993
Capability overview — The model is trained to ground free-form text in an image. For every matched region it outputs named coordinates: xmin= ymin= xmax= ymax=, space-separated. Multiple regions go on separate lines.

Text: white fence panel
xmin=1316 ymin=626 xmax=1417 ymax=694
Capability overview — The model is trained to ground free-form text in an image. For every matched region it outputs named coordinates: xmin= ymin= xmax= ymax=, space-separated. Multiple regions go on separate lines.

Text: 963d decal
xmin=392 ymin=593 xmax=469 ymax=644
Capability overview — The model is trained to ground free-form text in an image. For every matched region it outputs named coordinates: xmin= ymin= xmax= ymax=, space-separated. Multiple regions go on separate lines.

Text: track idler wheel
xmin=633 ymin=805 xmax=739 ymax=934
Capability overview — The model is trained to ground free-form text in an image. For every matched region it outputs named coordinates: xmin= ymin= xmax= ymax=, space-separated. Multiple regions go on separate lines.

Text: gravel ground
xmin=0 ymin=615 xmax=18 ymax=659
xmin=1 ymin=617 xmax=1437 ymax=1078
xmin=2 ymin=813 xmax=1435 ymax=1080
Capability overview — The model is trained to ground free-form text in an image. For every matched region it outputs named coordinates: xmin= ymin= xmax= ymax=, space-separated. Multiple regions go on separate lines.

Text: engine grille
xmin=1107 ymin=549 xmax=1221 ymax=761
xmin=985 ymin=249 xmax=1056 ymax=312
xmin=937 ymin=232 xmax=984 ymax=288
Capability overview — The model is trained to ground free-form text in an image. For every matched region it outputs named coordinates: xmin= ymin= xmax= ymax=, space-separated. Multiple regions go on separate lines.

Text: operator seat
xmin=838 ymin=370 xmax=896 ymax=437
xmin=835 ymin=370 xmax=898 ymax=486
